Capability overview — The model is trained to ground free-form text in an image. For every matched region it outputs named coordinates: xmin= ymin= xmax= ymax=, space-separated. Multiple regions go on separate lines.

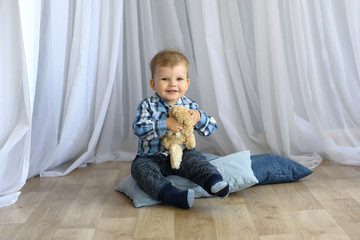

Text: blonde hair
xmin=150 ymin=49 xmax=189 ymax=78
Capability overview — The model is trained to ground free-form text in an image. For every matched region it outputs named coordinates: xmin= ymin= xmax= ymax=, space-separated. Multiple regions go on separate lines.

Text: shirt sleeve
xmin=188 ymin=102 xmax=218 ymax=136
xmin=132 ymin=100 xmax=167 ymax=140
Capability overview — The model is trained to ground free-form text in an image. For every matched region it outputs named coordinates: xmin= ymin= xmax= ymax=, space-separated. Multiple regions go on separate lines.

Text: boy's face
xmin=150 ymin=62 xmax=190 ymax=106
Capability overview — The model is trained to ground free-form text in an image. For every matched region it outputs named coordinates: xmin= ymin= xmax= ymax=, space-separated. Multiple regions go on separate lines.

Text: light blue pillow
xmin=115 ymin=151 xmax=258 ymax=208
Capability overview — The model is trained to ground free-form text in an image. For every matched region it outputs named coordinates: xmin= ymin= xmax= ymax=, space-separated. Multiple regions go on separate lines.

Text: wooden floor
xmin=1 ymin=159 xmax=360 ymax=240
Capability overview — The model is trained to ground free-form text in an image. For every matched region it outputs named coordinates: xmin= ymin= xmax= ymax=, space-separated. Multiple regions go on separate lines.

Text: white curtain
xmin=1 ymin=0 xmax=359 ymax=207
xmin=0 ymin=0 xmax=31 ymax=207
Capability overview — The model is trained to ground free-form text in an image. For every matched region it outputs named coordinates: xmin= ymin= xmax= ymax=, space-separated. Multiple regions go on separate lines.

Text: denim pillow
xmin=250 ymin=153 xmax=313 ymax=185
xmin=204 ymin=153 xmax=312 ymax=185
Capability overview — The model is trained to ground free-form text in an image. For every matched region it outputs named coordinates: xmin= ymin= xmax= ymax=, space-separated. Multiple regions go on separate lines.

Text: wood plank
xmin=100 ymin=191 xmax=138 ymax=218
xmin=242 ymin=185 xmax=298 ymax=235
xmin=304 ymin=179 xmax=352 ymax=201
xmin=0 ymin=191 xmax=48 ymax=224
xmin=21 ymin=175 xmax=59 ymax=192
xmin=100 ymin=165 xmax=137 ymax=219
xmin=51 ymin=228 xmax=95 ymax=240
xmin=0 ymin=224 xmax=22 ymax=240
xmin=336 ymin=178 xmax=360 ymax=204
xmin=59 ymin=169 xmax=118 ymax=228
xmin=259 ymin=233 xmax=303 ymax=240
xmin=13 ymin=181 xmax=84 ymax=240
xmin=175 ymin=198 xmax=217 ymax=240
xmin=134 ymin=205 xmax=174 ymax=239
xmin=271 ymin=182 xmax=323 ymax=211
xmin=319 ymin=199 xmax=360 ymax=240
xmin=322 ymin=160 xmax=360 ymax=179
xmin=220 ymin=190 xmax=245 ymax=205
xmin=93 ymin=218 xmax=136 ymax=240
xmin=289 ymin=209 xmax=351 ymax=240
xmin=212 ymin=204 xmax=259 ymax=240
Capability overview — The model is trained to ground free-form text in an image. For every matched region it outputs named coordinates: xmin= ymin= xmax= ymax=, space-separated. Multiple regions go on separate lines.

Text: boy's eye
xmin=177 ymin=78 xmax=183 ymax=81
xmin=161 ymin=78 xmax=168 ymax=81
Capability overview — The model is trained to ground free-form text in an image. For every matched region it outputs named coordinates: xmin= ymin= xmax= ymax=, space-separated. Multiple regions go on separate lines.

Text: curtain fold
xmin=0 ymin=0 xmax=31 ymax=207
xmin=1 ymin=0 xmax=360 ymax=207
xmin=31 ymin=0 xmax=126 ymax=177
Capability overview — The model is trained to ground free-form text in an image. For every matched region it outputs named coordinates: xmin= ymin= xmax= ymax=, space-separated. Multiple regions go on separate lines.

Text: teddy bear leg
xmin=185 ymin=133 xmax=196 ymax=149
xmin=170 ymin=144 xmax=183 ymax=169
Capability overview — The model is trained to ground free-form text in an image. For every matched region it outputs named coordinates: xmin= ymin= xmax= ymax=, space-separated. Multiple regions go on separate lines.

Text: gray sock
xmin=211 ymin=181 xmax=229 ymax=198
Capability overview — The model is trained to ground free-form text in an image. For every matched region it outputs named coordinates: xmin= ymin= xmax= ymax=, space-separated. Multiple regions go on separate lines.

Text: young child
xmin=131 ymin=49 xmax=229 ymax=209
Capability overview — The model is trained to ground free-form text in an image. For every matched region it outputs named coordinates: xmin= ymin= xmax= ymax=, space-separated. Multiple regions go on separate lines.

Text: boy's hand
xmin=189 ymin=109 xmax=200 ymax=127
xmin=166 ymin=117 xmax=183 ymax=132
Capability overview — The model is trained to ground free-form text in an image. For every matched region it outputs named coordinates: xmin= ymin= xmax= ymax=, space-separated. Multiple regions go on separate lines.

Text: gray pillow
xmin=116 ymin=151 xmax=258 ymax=207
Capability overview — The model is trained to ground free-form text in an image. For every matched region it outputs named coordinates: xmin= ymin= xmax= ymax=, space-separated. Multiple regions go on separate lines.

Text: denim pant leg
xmin=177 ymin=148 xmax=223 ymax=194
xmin=131 ymin=154 xmax=172 ymax=200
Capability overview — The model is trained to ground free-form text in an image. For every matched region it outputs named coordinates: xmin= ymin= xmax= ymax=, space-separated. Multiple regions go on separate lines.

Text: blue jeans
xmin=131 ymin=148 xmax=223 ymax=200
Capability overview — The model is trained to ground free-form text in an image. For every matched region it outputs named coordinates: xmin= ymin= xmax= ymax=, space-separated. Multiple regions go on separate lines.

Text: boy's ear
xmin=150 ymin=78 xmax=156 ymax=91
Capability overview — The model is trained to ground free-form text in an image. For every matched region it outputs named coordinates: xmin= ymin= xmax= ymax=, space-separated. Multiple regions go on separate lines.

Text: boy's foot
xmin=211 ymin=180 xmax=229 ymax=198
xmin=164 ymin=188 xmax=195 ymax=209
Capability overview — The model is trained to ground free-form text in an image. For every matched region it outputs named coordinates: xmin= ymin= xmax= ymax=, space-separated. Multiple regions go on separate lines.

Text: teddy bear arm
xmin=185 ymin=133 xmax=196 ymax=149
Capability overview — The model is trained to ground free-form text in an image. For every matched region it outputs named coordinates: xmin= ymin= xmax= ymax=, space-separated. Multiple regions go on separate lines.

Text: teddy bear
xmin=162 ymin=105 xmax=196 ymax=169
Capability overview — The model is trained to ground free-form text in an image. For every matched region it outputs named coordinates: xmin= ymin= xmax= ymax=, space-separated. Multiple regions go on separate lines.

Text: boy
xmin=131 ymin=49 xmax=229 ymax=209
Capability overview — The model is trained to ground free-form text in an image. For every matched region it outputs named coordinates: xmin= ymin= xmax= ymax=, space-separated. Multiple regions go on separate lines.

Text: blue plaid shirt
xmin=133 ymin=93 xmax=218 ymax=156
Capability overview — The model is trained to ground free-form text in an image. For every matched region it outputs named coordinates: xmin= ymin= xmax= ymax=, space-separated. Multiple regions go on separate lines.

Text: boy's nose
xmin=169 ymin=79 xmax=177 ymax=86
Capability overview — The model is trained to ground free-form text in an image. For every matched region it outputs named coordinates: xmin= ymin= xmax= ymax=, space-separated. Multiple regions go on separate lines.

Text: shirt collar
xmin=153 ymin=92 xmax=185 ymax=107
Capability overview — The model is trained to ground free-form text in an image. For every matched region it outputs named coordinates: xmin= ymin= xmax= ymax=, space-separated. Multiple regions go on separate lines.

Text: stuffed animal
xmin=163 ymin=105 xmax=196 ymax=169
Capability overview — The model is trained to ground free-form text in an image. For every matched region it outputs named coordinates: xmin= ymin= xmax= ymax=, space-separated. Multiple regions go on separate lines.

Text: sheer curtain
xmin=1 ymin=0 xmax=359 ymax=207
xmin=0 ymin=0 xmax=31 ymax=207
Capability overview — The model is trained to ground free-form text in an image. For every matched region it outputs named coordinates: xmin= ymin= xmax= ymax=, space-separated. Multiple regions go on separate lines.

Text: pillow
xmin=116 ymin=175 xmax=161 ymax=207
xmin=250 ymin=153 xmax=313 ymax=185
xmin=202 ymin=153 xmax=220 ymax=161
xmin=115 ymin=151 xmax=258 ymax=207
xmin=178 ymin=153 xmax=313 ymax=185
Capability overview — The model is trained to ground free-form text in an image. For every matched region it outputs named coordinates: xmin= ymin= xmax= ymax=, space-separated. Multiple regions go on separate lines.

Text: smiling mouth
xmin=166 ymin=90 xmax=178 ymax=93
